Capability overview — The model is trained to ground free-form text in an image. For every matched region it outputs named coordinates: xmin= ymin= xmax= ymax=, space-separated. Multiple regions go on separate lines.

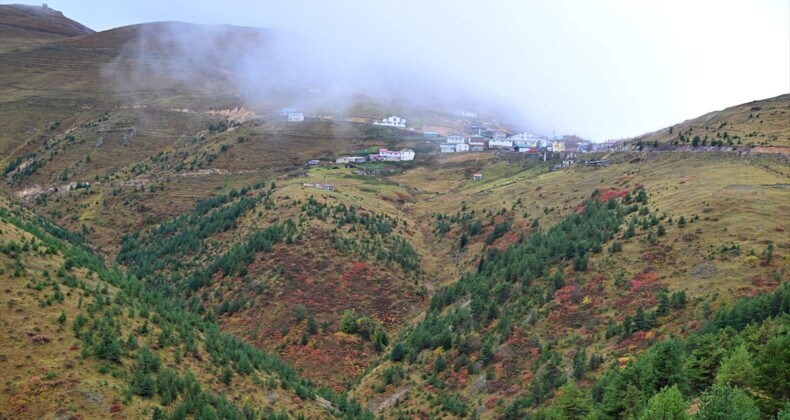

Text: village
xmin=277 ymin=109 xmax=625 ymax=168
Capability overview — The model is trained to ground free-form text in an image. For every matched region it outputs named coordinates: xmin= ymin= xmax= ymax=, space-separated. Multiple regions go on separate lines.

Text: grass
xmin=632 ymin=94 xmax=790 ymax=149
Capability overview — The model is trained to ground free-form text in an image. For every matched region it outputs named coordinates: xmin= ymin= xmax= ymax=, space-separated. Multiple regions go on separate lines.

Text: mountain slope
xmin=0 ymin=195 xmax=372 ymax=419
xmin=0 ymin=4 xmax=93 ymax=52
xmin=346 ymin=151 xmax=790 ymax=417
xmin=631 ymin=94 xmax=790 ymax=150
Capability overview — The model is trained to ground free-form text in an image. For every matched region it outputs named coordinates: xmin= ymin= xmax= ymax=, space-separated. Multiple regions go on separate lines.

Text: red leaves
xmin=110 ymin=401 xmax=123 ymax=414
xmin=630 ymin=272 xmax=659 ymax=292
xmin=340 ymin=262 xmax=372 ymax=289
xmin=596 ymin=188 xmax=630 ymax=203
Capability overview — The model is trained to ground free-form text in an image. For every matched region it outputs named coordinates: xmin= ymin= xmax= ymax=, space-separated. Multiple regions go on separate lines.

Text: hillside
xmin=0 ymin=4 xmax=94 ymax=52
xmin=0 ymin=8 xmax=789 ymax=420
xmin=0 ymin=194 xmax=376 ymax=418
xmin=631 ymin=94 xmax=790 ymax=151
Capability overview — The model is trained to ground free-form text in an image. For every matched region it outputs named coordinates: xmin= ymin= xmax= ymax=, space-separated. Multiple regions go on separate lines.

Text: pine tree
xmin=390 ymin=342 xmax=406 ymax=362
xmin=639 ymin=385 xmax=689 ymax=420
xmin=95 ymin=326 xmax=122 ymax=363
xmin=553 ymin=382 xmax=592 ymax=420
xmin=572 ymin=347 xmax=587 ymax=379
xmin=696 ymin=385 xmax=760 ymax=420
xmin=715 ymin=344 xmax=755 ymax=389
xmin=340 ymin=310 xmax=356 ymax=334
xmin=132 ymin=370 xmax=155 ymax=398
xmin=635 ymin=306 xmax=647 ymax=331
xmin=646 ymin=339 xmax=688 ymax=394
xmin=221 ymin=366 xmax=233 ymax=386
xmin=657 ymin=289 xmax=670 ymax=316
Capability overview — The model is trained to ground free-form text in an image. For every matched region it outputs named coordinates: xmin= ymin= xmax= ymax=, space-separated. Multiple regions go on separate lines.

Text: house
xmin=423 ymin=131 xmax=439 ymax=138
xmin=561 ymin=135 xmax=587 ymax=153
xmin=508 ymin=132 xmax=538 ymax=142
xmin=492 ymin=131 xmax=508 ymax=139
xmin=336 ymin=156 xmax=366 ymax=164
xmin=302 ymin=183 xmax=335 ymax=191
xmin=550 ymin=160 xmax=574 ymax=172
xmin=551 ymin=140 xmax=566 ymax=153
xmin=513 ymin=143 xmax=538 ymax=153
xmin=471 ymin=146 xmax=485 ymax=152
xmin=489 ymin=139 xmax=513 ymax=149
xmin=440 ymin=144 xmax=457 ymax=153
xmin=399 ymin=149 xmax=415 ymax=161
xmin=287 ymin=112 xmax=304 ymax=122
xmin=472 ymin=173 xmax=483 ymax=181
xmin=278 ymin=107 xmax=297 ymax=115
xmin=375 ymin=116 xmax=406 ymax=128
xmin=458 ymin=110 xmax=478 ymax=118
xmin=446 ymin=134 xmax=466 ymax=144
xmin=467 ymin=135 xmax=486 ymax=149
xmin=455 ymin=143 xmax=469 ymax=152
xmin=378 ymin=148 xmax=416 ymax=161
xmin=306 ymin=159 xmax=320 ymax=166
xmin=584 ymin=160 xmax=610 ymax=166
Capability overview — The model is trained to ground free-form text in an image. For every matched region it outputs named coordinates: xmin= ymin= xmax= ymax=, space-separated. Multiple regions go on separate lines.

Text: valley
xmin=1 ymin=4 xmax=788 ymax=419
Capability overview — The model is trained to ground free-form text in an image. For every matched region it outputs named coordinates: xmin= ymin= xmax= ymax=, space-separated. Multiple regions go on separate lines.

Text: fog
xmin=61 ymin=0 xmax=790 ymax=140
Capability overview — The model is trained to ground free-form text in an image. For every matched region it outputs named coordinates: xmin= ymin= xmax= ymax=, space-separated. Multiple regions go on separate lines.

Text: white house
xmin=400 ymin=149 xmax=415 ymax=161
xmin=508 ymin=132 xmax=538 ymax=142
xmin=378 ymin=148 xmax=415 ymax=161
xmin=375 ymin=116 xmax=406 ymax=128
xmin=287 ymin=112 xmax=304 ymax=122
xmin=489 ymin=139 xmax=513 ymax=149
xmin=458 ymin=110 xmax=478 ymax=118
xmin=492 ymin=131 xmax=508 ymax=139
xmin=440 ymin=144 xmax=456 ymax=153
xmin=455 ymin=143 xmax=469 ymax=152
xmin=446 ymin=134 xmax=466 ymax=144
xmin=508 ymin=133 xmax=539 ymax=148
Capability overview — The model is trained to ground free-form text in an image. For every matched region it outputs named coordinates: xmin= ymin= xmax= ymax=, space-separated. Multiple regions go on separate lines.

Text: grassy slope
xmin=348 ymin=150 xmax=790 ymax=417
xmin=631 ymin=94 xmax=790 ymax=150
xmin=0 ymin=195 xmax=343 ymax=419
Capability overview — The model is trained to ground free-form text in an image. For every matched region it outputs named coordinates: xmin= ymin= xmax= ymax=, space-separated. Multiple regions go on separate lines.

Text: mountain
xmin=0 ymin=4 xmax=94 ymax=52
xmin=0 ymin=7 xmax=788 ymax=420
xmin=0 ymin=194 xmax=373 ymax=419
xmin=631 ymin=94 xmax=790 ymax=151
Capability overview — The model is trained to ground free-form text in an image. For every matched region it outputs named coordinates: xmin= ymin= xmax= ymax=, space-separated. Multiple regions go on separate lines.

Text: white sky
xmin=30 ymin=0 xmax=790 ymax=140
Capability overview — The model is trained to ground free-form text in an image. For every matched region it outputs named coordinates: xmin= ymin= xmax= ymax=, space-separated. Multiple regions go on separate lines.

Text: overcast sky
xmin=36 ymin=0 xmax=790 ymax=140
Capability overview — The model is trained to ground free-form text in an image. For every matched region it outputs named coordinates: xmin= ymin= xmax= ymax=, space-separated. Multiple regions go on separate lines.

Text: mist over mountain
xmin=49 ymin=0 xmax=790 ymax=140
xmin=97 ymin=21 xmax=514 ymax=126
